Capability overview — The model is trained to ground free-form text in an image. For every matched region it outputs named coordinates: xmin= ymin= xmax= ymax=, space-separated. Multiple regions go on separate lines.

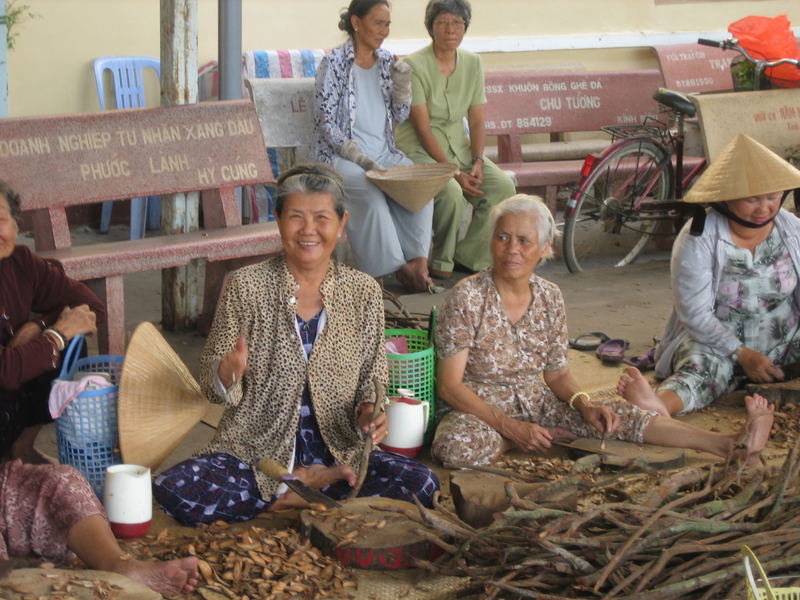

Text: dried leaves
xmin=124 ymin=522 xmax=356 ymax=599
xmin=494 ymin=455 xmax=576 ymax=481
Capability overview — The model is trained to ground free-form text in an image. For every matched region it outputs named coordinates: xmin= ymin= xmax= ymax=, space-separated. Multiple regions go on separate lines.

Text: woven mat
xmin=354 ymin=570 xmax=471 ymax=600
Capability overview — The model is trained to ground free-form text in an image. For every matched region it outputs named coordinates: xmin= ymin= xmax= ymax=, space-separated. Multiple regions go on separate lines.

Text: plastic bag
xmin=728 ymin=14 xmax=800 ymax=85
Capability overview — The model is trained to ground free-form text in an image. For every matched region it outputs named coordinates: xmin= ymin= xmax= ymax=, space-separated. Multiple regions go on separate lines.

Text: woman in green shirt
xmin=396 ymin=0 xmax=515 ymax=277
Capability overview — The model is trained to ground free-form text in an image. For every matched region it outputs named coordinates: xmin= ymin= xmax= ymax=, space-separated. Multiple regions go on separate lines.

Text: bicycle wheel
xmin=563 ymin=138 xmax=672 ymax=273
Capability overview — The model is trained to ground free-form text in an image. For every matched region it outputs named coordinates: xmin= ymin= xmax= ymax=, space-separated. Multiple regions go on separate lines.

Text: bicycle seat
xmin=652 ymin=88 xmax=696 ymax=118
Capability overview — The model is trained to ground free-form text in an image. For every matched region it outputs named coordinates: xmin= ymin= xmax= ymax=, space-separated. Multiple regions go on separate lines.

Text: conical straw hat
xmin=119 ymin=322 xmax=209 ymax=470
xmin=684 ymin=134 xmax=800 ymax=204
xmin=366 ymin=163 xmax=459 ymax=213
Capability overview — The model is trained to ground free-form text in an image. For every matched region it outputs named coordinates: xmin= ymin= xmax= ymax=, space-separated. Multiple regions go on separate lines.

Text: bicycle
xmin=561 ymin=37 xmax=800 ymax=273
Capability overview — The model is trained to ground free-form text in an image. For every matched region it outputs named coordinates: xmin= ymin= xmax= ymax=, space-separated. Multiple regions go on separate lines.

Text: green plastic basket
xmin=385 ymin=327 xmax=435 ymax=443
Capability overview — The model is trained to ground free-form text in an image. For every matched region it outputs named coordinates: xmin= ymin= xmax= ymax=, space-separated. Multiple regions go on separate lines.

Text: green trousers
xmin=431 ymin=158 xmax=516 ymax=273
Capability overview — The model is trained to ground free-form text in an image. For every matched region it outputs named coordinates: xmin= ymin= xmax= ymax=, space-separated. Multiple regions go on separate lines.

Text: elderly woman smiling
xmin=432 ymin=194 xmax=774 ymax=468
xmin=154 ymin=164 xmax=439 ymax=524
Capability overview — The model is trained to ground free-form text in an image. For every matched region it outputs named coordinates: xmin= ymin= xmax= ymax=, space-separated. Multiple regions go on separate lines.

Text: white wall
xmin=7 ymin=0 xmax=800 ymax=116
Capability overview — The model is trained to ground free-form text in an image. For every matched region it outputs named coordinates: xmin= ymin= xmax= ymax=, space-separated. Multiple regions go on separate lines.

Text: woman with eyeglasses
xmin=396 ymin=0 xmax=516 ymax=279
xmin=312 ymin=0 xmax=435 ymax=293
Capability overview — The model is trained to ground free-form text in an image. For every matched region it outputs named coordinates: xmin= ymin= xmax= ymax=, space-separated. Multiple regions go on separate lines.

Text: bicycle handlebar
xmin=697 ymin=38 xmax=722 ymax=48
xmin=697 ymin=36 xmax=800 ymax=70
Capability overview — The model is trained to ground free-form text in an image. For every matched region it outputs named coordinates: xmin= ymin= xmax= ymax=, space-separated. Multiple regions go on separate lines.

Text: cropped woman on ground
xmin=0 ymin=460 xmax=199 ymax=595
xmin=154 ymin=164 xmax=439 ymax=525
xmin=432 ymin=193 xmax=774 ymax=468
xmin=396 ymin=0 xmax=515 ymax=279
xmin=0 ymin=181 xmax=104 ymax=464
xmin=619 ymin=134 xmax=800 ymax=416
xmin=312 ymin=0 xmax=434 ymax=293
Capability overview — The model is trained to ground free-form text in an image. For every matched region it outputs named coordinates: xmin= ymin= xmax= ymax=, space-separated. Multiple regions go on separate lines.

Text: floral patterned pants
xmin=432 ymin=384 xmax=655 ymax=466
xmin=659 ymin=337 xmax=800 ymax=413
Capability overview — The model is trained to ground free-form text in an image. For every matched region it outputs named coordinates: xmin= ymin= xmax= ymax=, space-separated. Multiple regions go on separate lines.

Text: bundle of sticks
xmin=385 ymin=438 xmax=800 ymax=599
xmin=383 ymin=287 xmax=429 ymax=331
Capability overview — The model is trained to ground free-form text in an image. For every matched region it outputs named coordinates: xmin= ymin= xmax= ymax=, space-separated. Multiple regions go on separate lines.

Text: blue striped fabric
xmin=253 ymin=50 xmax=270 ymax=78
xmin=300 ymin=49 xmax=317 ymax=77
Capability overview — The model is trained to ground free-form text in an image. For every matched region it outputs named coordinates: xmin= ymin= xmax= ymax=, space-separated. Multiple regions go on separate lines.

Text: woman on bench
xmin=619 ymin=135 xmax=800 ymax=416
xmin=312 ymin=0 xmax=434 ymax=293
xmin=0 ymin=181 xmax=104 ymax=465
xmin=396 ymin=0 xmax=515 ymax=279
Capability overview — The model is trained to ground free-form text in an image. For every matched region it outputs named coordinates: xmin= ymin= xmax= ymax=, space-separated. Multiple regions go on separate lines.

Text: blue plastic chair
xmin=94 ymin=57 xmax=161 ymax=239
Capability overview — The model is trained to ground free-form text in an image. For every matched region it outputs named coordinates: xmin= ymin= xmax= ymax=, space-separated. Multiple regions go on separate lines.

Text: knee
xmin=51 ymin=464 xmax=94 ymax=494
xmin=431 ymin=427 xmax=500 ymax=466
xmin=413 ymin=468 xmax=441 ymax=508
xmin=435 ymin=181 xmax=466 ymax=213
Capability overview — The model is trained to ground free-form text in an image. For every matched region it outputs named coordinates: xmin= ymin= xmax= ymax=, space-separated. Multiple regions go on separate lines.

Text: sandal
xmin=569 ymin=332 xmax=610 ymax=351
xmin=624 ymin=348 xmax=656 ymax=371
xmin=596 ymin=338 xmax=630 ymax=363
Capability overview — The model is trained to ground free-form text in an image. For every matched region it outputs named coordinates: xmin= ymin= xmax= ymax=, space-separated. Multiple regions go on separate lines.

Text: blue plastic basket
xmin=54 ymin=335 xmax=124 ymax=497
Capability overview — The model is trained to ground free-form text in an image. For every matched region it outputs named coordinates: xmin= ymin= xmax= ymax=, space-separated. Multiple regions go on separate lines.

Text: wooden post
xmin=160 ymin=0 xmax=200 ymax=329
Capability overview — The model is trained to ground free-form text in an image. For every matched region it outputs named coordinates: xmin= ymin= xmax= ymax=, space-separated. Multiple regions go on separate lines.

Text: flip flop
xmin=569 ymin=332 xmax=610 ymax=351
xmin=624 ymin=348 xmax=656 ymax=371
xmin=596 ymin=338 xmax=630 ymax=363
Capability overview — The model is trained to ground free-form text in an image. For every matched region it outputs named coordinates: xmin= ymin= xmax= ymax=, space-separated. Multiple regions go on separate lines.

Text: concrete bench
xmin=482 ymin=70 xmax=664 ymax=210
xmin=0 ymin=100 xmax=276 ymax=354
xmin=245 ymin=77 xmax=316 ymax=166
xmin=652 ymin=43 xmax=737 ymax=94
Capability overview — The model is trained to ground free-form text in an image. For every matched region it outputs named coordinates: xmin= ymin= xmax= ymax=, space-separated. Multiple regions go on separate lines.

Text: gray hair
xmin=424 ymin=0 xmax=471 ymax=37
xmin=490 ymin=194 xmax=559 ymax=261
xmin=0 ymin=180 xmax=21 ymax=224
xmin=275 ymin=163 xmax=347 ymax=219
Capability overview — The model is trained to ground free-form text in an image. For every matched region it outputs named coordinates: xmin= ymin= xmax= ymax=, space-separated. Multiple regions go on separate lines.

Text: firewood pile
xmin=124 ymin=522 xmax=356 ymax=599
xmin=398 ymin=439 xmax=800 ymax=599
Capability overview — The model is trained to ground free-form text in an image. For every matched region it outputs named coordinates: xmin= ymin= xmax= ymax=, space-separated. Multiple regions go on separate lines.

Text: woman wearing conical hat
xmin=618 ymin=134 xmax=800 ymax=417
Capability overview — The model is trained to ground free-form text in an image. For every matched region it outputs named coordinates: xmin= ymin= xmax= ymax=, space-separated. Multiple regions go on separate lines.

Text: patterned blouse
xmin=312 ymin=39 xmax=410 ymax=164
xmin=716 ymin=227 xmax=800 ymax=355
xmin=199 ymin=256 xmax=387 ymax=499
xmin=436 ymin=269 xmax=569 ymax=411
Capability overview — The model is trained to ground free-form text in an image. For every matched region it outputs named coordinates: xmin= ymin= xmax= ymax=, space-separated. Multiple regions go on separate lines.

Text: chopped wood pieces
xmin=124 ymin=523 xmax=356 ymax=599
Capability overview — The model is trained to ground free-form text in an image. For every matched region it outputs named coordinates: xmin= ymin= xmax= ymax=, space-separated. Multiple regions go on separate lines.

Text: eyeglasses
xmin=433 ymin=18 xmax=465 ymax=30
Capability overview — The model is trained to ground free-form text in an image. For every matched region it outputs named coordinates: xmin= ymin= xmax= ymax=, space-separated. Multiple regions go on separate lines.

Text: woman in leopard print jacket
xmin=154 ymin=164 xmax=439 ymax=525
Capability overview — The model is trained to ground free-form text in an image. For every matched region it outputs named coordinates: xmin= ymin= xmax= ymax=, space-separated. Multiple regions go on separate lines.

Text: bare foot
xmin=617 ymin=367 xmax=671 ymax=418
xmin=740 ymin=394 xmax=774 ymax=467
xmin=396 ymin=258 xmax=433 ymax=294
xmin=115 ymin=556 xmax=199 ymax=596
